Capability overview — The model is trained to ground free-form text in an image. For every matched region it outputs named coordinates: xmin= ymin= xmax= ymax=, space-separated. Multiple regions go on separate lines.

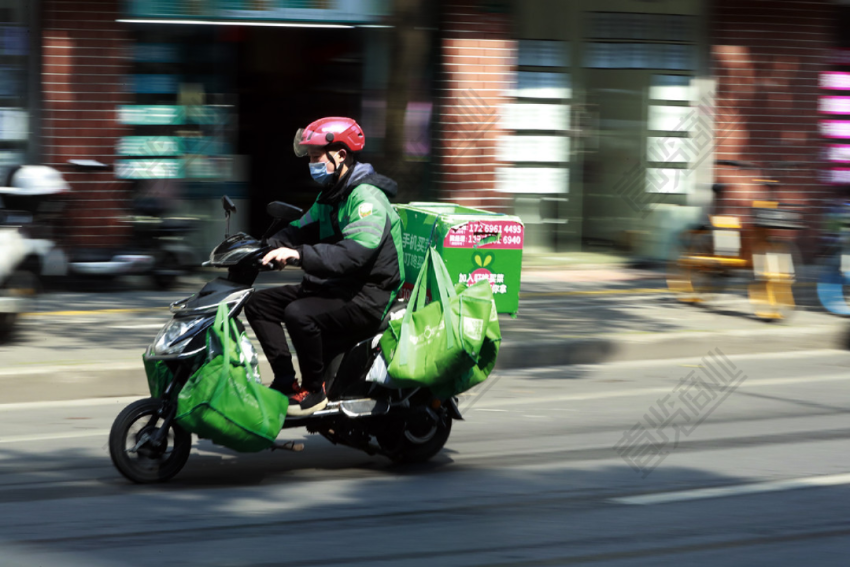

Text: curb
xmin=495 ymin=324 xmax=849 ymax=370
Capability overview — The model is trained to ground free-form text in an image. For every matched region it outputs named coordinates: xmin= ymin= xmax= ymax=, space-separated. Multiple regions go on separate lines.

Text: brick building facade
xmin=26 ymin=0 xmax=842 ymax=255
xmin=42 ymin=0 xmax=133 ymax=248
xmin=434 ymin=0 xmax=514 ymax=212
xmin=711 ymin=0 xmax=834 ymax=253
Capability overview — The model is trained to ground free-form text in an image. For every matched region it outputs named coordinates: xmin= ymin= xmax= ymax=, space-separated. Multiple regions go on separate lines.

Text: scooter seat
xmin=378 ymin=300 xmax=407 ymax=333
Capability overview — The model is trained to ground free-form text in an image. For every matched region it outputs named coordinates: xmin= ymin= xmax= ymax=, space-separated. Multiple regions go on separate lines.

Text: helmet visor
xmin=293 ymin=128 xmax=308 ymax=158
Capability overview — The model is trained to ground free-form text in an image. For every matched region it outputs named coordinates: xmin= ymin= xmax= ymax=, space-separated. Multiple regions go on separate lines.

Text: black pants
xmin=244 ymin=285 xmax=382 ymax=392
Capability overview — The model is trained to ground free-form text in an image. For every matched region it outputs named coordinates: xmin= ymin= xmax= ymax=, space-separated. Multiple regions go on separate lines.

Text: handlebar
xmin=253 ymin=247 xmax=301 ymax=271
xmin=262 ymin=257 xmax=301 ymax=271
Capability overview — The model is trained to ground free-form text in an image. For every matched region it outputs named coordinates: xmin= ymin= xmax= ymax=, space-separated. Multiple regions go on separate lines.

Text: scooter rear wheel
xmin=109 ymin=398 xmax=191 ymax=484
xmin=378 ymin=412 xmax=453 ymax=464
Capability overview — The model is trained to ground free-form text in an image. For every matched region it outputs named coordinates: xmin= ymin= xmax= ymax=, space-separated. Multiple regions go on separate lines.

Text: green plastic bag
xmin=175 ymin=303 xmax=289 ymax=452
xmin=380 ymin=246 xmax=494 ymax=389
xmin=143 ymin=357 xmax=173 ymax=399
xmin=431 ymin=286 xmax=501 ymax=399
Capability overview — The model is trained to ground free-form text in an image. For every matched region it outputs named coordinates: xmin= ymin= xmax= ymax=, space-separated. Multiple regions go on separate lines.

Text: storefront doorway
xmin=509 ymin=0 xmax=708 ymax=252
xmin=234 ymin=26 xmax=362 ymax=233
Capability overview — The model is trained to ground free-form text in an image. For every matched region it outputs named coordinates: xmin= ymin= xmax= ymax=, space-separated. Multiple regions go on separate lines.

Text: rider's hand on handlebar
xmin=261 ymin=247 xmax=300 ymax=270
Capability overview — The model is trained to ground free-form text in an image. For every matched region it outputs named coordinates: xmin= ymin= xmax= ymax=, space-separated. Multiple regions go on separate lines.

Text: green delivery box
xmin=394 ymin=202 xmax=524 ymax=316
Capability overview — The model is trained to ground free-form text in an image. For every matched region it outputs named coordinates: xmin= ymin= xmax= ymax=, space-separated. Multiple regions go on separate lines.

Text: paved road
xmin=1 ymin=350 xmax=849 ymax=566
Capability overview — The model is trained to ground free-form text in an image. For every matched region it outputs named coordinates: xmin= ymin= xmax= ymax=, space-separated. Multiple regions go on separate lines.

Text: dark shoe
xmin=270 ymin=376 xmax=301 ymax=396
xmin=287 ymin=384 xmax=328 ymax=417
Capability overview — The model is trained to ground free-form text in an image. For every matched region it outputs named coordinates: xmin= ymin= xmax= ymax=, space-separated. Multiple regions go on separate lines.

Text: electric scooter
xmin=109 ymin=196 xmax=460 ymax=483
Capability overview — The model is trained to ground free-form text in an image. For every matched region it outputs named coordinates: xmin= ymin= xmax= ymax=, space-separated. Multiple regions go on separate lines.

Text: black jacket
xmin=269 ymin=163 xmax=406 ymax=319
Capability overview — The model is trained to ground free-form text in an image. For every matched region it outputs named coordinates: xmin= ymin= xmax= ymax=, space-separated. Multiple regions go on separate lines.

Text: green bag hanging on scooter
xmin=175 ymin=303 xmax=289 ymax=452
xmin=379 ymin=246 xmax=496 ymax=391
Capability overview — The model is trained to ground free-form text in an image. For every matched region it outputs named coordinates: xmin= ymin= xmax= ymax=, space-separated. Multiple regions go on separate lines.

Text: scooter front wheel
xmin=109 ymin=398 xmax=191 ymax=483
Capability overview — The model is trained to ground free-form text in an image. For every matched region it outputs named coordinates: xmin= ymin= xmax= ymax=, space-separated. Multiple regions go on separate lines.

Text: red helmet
xmin=293 ymin=117 xmax=365 ymax=157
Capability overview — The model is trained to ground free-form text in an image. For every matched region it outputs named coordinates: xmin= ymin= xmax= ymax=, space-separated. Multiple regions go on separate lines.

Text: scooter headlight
xmin=151 ymin=316 xmax=213 ymax=355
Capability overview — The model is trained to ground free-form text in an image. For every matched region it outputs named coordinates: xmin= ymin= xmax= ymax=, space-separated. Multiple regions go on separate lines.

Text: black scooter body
xmin=108 ymin=198 xmax=456 ymax=484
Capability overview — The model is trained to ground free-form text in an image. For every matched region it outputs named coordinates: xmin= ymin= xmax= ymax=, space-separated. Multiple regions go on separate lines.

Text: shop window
xmin=588 ymin=12 xmax=695 ymax=42
xmin=496 ymin=167 xmax=568 ymax=195
xmin=501 ymin=103 xmax=569 ymax=132
xmin=510 ymin=72 xmax=571 ymax=100
xmin=517 ymin=40 xmax=568 ymax=68
xmin=584 ymin=12 xmax=696 ymax=71
xmin=498 ymin=135 xmax=569 ymax=163
xmin=648 ymin=105 xmax=692 ymax=132
xmin=584 ymin=43 xmax=695 ymax=70
xmin=649 ymin=75 xmax=695 ymax=102
xmin=499 ymin=39 xmax=570 ymax=198
xmin=116 ymin=30 xmax=238 ymax=190
xmin=645 ymin=168 xmax=694 ymax=194
xmin=0 ymin=0 xmax=30 ymax=179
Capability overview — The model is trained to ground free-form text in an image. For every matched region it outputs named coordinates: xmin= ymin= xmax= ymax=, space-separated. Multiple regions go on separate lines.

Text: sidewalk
xmin=498 ymin=253 xmax=846 ymax=368
xmin=0 ymin=253 xmax=847 ymax=403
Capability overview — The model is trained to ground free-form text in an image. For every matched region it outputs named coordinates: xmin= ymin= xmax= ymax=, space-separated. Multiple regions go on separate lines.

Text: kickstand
xmin=271 ymin=441 xmax=305 ymax=452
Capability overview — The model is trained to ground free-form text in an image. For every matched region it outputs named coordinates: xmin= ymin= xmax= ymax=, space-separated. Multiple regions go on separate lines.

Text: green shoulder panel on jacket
xmin=291 ymin=200 xmax=336 ymax=240
xmin=340 ymin=184 xmax=394 ymax=250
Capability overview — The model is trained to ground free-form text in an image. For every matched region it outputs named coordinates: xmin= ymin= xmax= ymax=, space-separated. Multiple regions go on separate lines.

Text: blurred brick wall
xmin=434 ymin=0 xmax=514 ymax=211
xmin=42 ymin=0 xmax=132 ymax=248
xmin=712 ymin=0 xmax=834 ymax=255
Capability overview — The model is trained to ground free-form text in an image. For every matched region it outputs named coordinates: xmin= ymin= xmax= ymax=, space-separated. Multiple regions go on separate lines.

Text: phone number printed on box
xmin=444 ymin=220 xmax=524 ymax=250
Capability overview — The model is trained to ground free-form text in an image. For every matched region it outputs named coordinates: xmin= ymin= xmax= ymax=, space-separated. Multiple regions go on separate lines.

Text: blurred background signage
xmin=821 ymin=53 xmax=850 ymax=184
xmin=123 ymin=0 xmax=390 ymax=23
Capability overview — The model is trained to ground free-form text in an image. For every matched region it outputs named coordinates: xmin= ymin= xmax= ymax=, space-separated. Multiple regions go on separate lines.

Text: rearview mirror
xmin=266 ymin=201 xmax=303 ymax=223
xmin=222 ymin=195 xmax=237 ymax=214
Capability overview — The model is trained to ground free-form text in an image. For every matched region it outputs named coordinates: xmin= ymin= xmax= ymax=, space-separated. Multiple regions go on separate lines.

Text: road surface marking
xmin=611 ymin=473 xmax=850 ymax=505
xmin=0 ymin=397 xmax=144 ymax=413
xmin=587 ymin=349 xmax=850 ymax=370
xmin=0 ymin=430 xmax=111 ymax=444
xmin=22 ymin=307 xmax=163 ymax=317
xmin=0 ymin=354 xmax=274 ymax=377
xmin=520 ymin=288 xmax=668 ymax=299
xmin=0 ymin=362 xmax=142 ymax=377
xmin=472 ymin=372 xmax=850 ymax=409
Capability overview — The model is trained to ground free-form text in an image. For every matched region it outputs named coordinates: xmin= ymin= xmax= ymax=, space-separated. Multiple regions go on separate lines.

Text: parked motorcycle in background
xmin=0 ymin=165 xmax=71 ymax=339
xmin=0 ymin=165 xmax=72 ymax=288
xmin=0 ymin=208 xmax=38 ymax=341
xmin=64 ymin=160 xmax=199 ymax=290
xmin=0 ymin=161 xmax=201 ymax=290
